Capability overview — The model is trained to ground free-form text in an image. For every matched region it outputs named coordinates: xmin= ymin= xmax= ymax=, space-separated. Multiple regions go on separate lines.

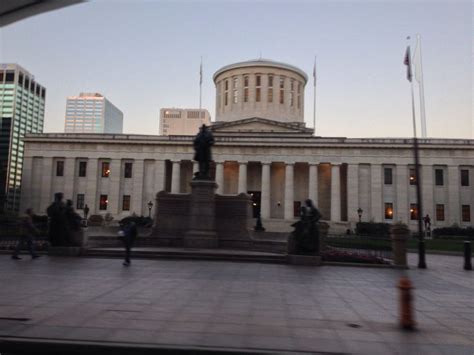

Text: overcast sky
xmin=1 ymin=0 xmax=472 ymax=138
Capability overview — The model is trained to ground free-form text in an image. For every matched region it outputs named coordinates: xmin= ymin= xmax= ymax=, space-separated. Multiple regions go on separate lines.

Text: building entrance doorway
xmin=248 ymin=191 xmax=261 ymax=218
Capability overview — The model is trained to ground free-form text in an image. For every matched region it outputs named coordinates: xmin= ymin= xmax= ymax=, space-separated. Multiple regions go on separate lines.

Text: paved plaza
xmin=0 ymin=252 xmax=472 ymax=354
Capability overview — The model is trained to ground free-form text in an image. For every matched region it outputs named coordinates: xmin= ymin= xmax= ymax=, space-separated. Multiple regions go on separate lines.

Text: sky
xmin=1 ymin=0 xmax=472 ymax=139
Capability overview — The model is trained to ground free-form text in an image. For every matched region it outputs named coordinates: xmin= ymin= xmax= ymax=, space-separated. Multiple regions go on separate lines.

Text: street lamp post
xmin=147 ymin=200 xmax=153 ymax=218
xmin=357 ymin=207 xmax=363 ymax=223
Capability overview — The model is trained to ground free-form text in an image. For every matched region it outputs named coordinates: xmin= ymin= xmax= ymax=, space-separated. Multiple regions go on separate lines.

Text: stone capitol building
xmin=20 ymin=59 xmax=473 ymax=231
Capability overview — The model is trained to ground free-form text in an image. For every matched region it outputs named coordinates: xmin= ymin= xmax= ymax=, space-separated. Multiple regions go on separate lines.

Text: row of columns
xmin=169 ymin=160 xmax=340 ymax=221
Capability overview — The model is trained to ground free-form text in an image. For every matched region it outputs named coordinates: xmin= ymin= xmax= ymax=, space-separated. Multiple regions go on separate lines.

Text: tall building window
xmin=78 ymin=161 xmax=87 ymax=177
xmin=436 ymin=204 xmax=445 ymax=221
xmin=101 ymin=162 xmax=110 ymax=177
xmin=268 ymin=75 xmax=273 ymax=103
xmin=384 ymin=168 xmax=393 ymax=185
xmin=124 ymin=162 xmax=133 ymax=178
xmin=297 ymin=83 xmax=301 ymax=109
xmin=462 ymin=205 xmax=471 ymax=222
xmin=224 ymin=80 xmax=228 ymax=106
xmin=435 ymin=169 xmax=444 ymax=186
xmin=289 ymin=80 xmax=294 ymax=106
xmin=255 ymin=75 xmax=261 ymax=102
xmin=122 ymin=195 xmax=131 ymax=211
xmin=76 ymin=194 xmax=85 ymax=210
xmin=56 ymin=161 xmax=64 ymax=177
xmin=244 ymin=76 xmax=249 ymax=103
xmin=409 ymin=168 xmax=417 ymax=185
xmin=279 ymin=77 xmax=285 ymax=104
xmin=410 ymin=204 xmax=419 ymax=220
xmin=461 ymin=169 xmax=469 ymax=186
xmin=99 ymin=195 xmax=108 ymax=210
xmin=232 ymin=77 xmax=238 ymax=104
xmin=384 ymin=203 xmax=393 ymax=219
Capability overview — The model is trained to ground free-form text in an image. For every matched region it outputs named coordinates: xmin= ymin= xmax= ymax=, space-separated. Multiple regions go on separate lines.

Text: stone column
xmin=421 ymin=164 xmax=434 ymax=219
xmin=171 ymin=160 xmax=181 ymax=193
xmin=347 ymin=163 xmax=359 ymax=222
xmin=284 ymin=163 xmax=295 ymax=220
xmin=131 ymin=159 xmax=144 ymax=215
xmin=215 ymin=161 xmax=224 ymax=194
xmin=261 ymin=162 xmax=271 ymax=218
xmin=40 ymin=157 xmax=53 ymax=213
xmin=330 ymin=164 xmax=341 ymax=222
xmin=238 ymin=161 xmax=248 ymax=194
xmin=20 ymin=156 xmax=33 ymax=212
xmin=85 ymin=158 xmax=98 ymax=214
xmin=154 ymin=160 xmax=166 ymax=193
xmin=107 ymin=159 xmax=122 ymax=215
xmin=448 ymin=165 xmax=460 ymax=224
xmin=396 ymin=165 xmax=409 ymax=223
xmin=308 ymin=163 xmax=319 ymax=206
xmin=370 ymin=164 xmax=383 ymax=222
xmin=62 ymin=157 xmax=75 ymax=202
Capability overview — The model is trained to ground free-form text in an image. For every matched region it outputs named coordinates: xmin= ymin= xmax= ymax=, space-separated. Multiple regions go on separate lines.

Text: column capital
xmin=309 ymin=162 xmax=320 ymax=166
xmin=237 ymin=161 xmax=248 ymax=165
xmin=285 ymin=162 xmax=295 ymax=167
xmin=261 ymin=161 xmax=272 ymax=166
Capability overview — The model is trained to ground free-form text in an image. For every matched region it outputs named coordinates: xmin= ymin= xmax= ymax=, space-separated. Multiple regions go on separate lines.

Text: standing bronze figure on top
xmin=193 ymin=124 xmax=215 ymax=180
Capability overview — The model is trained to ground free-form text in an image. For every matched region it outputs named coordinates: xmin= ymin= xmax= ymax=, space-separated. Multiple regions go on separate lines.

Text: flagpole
xmin=199 ymin=56 xmax=202 ymax=111
xmin=313 ymin=56 xmax=316 ymax=136
xmin=406 ymin=38 xmax=427 ymax=269
xmin=416 ymin=34 xmax=427 ymax=138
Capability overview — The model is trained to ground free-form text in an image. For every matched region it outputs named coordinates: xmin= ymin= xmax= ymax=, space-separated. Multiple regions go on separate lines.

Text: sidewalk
xmin=0 ymin=253 xmax=472 ymax=354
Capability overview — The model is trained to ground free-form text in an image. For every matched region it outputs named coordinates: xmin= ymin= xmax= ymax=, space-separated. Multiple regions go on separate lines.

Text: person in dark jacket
xmin=120 ymin=221 xmax=137 ymax=266
xmin=12 ymin=208 xmax=40 ymax=260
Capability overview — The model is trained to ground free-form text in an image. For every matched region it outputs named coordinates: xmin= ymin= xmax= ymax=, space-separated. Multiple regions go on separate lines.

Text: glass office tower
xmin=0 ymin=64 xmax=45 ymax=212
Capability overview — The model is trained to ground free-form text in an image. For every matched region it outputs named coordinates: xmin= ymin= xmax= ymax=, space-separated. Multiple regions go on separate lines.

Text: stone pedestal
xmin=184 ymin=180 xmax=218 ymax=248
xmin=391 ymin=223 xmax=409 ymax=267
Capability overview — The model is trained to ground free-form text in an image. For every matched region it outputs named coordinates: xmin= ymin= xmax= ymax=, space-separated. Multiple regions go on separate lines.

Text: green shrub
xmin=120 ymin=215 xmax=152 ymax=227
xmin=433 ymin=226 xmax=474 ymax=240
xmin=356 ymin=222 xmax=390 ymax=237
xmin=88 ymin=214 xmax=104 ymax=226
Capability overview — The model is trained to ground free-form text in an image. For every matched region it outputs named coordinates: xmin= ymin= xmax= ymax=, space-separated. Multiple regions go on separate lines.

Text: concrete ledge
xmin=287 ymin=254 xmax=322 ymax=266
xmin=323 ymin=261 xmax=407 ymax=269
xmin=48 ymin=247 xmax=86 ymax=256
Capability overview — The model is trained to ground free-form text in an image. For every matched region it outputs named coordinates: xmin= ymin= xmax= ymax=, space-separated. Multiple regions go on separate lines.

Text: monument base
xmin=184 ymin=231 xmax=218 ymax=248
xmin=287 ymin=254 xmax=322 ymax=266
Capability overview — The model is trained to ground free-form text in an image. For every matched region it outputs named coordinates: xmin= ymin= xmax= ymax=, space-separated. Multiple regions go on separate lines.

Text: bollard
xmin=464 ymin=241 xmax=472 ymax=271
xmin=418 ymin=240 xmax=427 ymax=269
xmin=398 ymin=277 xmax=415 ymax=330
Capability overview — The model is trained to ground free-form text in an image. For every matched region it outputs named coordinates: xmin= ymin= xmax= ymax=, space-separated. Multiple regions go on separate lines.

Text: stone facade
xmin=20 ymin=122 xmax=474 ymax=231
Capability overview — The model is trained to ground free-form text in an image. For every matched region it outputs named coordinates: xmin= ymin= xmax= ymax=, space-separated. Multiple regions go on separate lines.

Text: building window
xmin=279 ymin=77 xmax=284 ymax=104
xmin=297 ymin=83 xmax=301 ymax=109
xmin=384 ymin=168 xmax=393 ymax=185
xmin=232 ymin=77 xmax=238 ymax=104
xmin=436 ymin=204 xmax=445 ymax=221
xmin=124 ymin=162 xmax=133 ymax=178
xmin=410 ymin=203 xmax=419 ymax=220
xmin=409 ymin=168 xmax=417 ymax=185
xmin=122 ymin=195 xmax=131 ymax=211
xmin=78 ymin=161 xmax=87 ymax=177
xmin=461 ymin=169 xmax=469 ymax=186
xmin=224 ymin=80 xmax=228 ymax=106
xmin=268 ymin=75 xmax=274 ymax=103
xmin=435 ymin=169 xmax=444 ymax=186
xmin=289 ymin=80 xmax=294 ymax=107
xmin=384 ymin=203 xmax=393 ymax=219
xmin=462 ymin=205 xmax=471 ymax=222
xmin=99 ymin=195 xmax=108 ymax=210
xmin=101 ymin=162 xmax=110 ymax=177
xmin=255 ymin=75 xmax=261 ymax=102
xmin=56 ymin=161 xmax=64 ymax=177
xmin=244 ymin=76 xmax=249 ymax=102
xmin=76 ymin=194 xmax=85 ymax=210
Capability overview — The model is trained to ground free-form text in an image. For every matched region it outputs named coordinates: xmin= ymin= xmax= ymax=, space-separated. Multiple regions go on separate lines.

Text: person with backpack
xmin=12 ymin=208 xmax=41 ymax=260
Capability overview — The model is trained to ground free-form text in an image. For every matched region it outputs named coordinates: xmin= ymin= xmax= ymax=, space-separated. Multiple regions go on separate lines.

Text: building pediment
xmin=211 ymin=117 xmax=314 ymax=136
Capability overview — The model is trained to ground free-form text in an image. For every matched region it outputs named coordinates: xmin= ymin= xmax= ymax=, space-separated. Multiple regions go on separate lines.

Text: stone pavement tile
xmin=65 ymin=326 xmax=115 ymax=341
xmin=436 ymin=344 xmax=474 ymax=355
xmin=377 ymin=330 xmax=433 ymax=345
xmin=162 ymin=321 xmax=207 ymax=333
xmin=154 ymin=331 xmax=207 ymax=346
xmin=199 ymin=333 xmax=246 ymax=349
xmin=422 ymin=331 xmax=473 ymax=346
xmin=248 ymin=315 xmax=287 ymax=326
xmin=245 ymin=324 xmax=292 ymax=337
xmin=291 ymin=328 xmax=338 ymax=340
xmin=0 ymin=320 xmax=30 ymax=336
xmin=343 ymin=340 xmax=394 ymax=355
xmin=244 ymin=335 xmax=297 ymax=352
xmin=335 ymin=329 xmax=384 ymax=342
xmin=294 ymin=337 xmax=348 ymax=353
xmin=205 ymin=323 xmax=248 ymax=335
xmin=106 ymin=328 xmax=158 ymax=344
xmin=386 ymin=342 xmax=445 ymax=355
xmin=16 ymin=325 xmax=73 ymax=339
xmin=209 ymin=313 xmax=248 ymax=325
xmin=0 ymin=305 xmax=29 ymax=317
xmin=115 ymin=318 xmax=166 ymax=331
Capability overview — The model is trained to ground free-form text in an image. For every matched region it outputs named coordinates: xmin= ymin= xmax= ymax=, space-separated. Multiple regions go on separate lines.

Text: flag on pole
xmin=412 ymin=36 xmax=422 ymax=83
xmin=403 ymin=46 xmax=412 ymax=82
xmin=312 ymin=56 xmax=317 ymax=87
xmin=199 ymin=57 xmax=203 ymax=85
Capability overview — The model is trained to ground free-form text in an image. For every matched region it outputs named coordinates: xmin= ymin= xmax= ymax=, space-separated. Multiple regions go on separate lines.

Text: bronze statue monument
xmin=193 ymin=124 xmax=215 ymax=180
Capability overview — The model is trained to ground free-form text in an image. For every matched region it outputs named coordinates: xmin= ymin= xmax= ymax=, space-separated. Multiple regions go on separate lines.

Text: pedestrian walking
xmin=12 ymin=208 xmax=41 ymax=260
xmin=119 ymin=220 xmax=137 ymax=266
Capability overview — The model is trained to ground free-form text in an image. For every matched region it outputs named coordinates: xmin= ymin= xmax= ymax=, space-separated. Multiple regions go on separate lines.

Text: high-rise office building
xmin=64 ymin=93 xmax=123 ymax=133
xmin=160 ymin=108 xmax=211 ymax=135
xmin=0 ymin=63 xmax=46 ymax=212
